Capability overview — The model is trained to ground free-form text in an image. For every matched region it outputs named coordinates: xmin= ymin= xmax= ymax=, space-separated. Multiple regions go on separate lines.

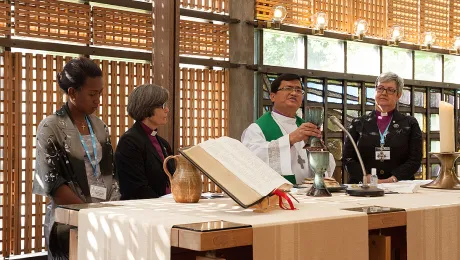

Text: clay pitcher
xmin=163 ymin=155 xmax=202 ymax=203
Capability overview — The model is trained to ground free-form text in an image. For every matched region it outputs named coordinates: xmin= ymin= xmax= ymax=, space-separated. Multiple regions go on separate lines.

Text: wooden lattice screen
xmin=92 ymin=7 xmax=153 ymax=51
xmin=352 ymin=0 xmax=387 ymax=38
xmin=14 ymin=0 xmax=91 ymax=44
xmin=420 ymin=0 xmax=450 ymax=48
xmin=0 ymin=1 xmax=10 ymax=37
xmin=180 ymin=0 xmax=228 ymax=14
xmin=1 ymin=51 xmax=70 ymax=256
xmin=313 ymin=0 xmax=351 ymax=33
xmin=450 ymin=0 xmax=460 ymax=41
xmin=255 ymin=0 xmax=311 ymax=27
xmin=388 ymin=0 xmax=419 ymax=44
xmin=93 ymin=59 xmax=152 ymax=146
xmin=179 ymin=20 xmax=229 ymax=59
xmin=0 ymin=52 xmax=152 ymax=257
xmin=179 ymin=67 xmax=228 ymax=193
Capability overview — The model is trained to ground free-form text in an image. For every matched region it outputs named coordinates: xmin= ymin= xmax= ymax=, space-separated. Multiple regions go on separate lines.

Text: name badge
xmin=375 ymin=147 xmax=391 ymax=162
xmin=90 ymin=185 xmax=107 ymax=200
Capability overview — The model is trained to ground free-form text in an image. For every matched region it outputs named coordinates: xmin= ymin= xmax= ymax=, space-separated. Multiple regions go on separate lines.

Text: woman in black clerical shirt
xmin=343 ymin=72 xmax=423 ymax=184
xmin=115 ymin=84 xmax=175 ymax=200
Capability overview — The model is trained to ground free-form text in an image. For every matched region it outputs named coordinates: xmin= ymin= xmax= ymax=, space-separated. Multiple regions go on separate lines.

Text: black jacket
xmin=115 ymin=121 xmax=175 ymax=200
xmin=343 ymin=110 xmax=423 ymax=184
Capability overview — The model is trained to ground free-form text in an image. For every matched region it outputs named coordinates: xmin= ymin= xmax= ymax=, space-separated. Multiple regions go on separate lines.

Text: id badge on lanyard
xmin=375 ymin=117 xmax=392 ymax=162
xmin=79 ymin=116 xmax=107 ymax=200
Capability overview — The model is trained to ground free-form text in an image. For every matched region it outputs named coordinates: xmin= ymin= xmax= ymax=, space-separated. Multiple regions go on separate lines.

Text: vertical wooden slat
xmin=34 ymin=54 xmax=44 ymax=252
xmin=110 ymin=61 xmax=118 ymax=147
xmin=13 ymin=52 xmax=22 ymax=255
xmin=119 ymin=62 xmax=127 ymax=137
xmin=101 ymin=60 xmax=110 ymax=130
xmin=127 ymin=63 xmax=135 ymax=128
xmin=24 ymin=53 xmax=33 ymax=253
xmin=3 ymin=51 xmax=13 ymax=257
xmin=196 ymin=69 xmax=203 ymax=144
xmin=189 ymin=69 xmax=196 ymax=146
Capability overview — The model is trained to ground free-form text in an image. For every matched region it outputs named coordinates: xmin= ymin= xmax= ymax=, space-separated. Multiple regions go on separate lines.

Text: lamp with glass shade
xmin=420 ymin=32 xmax=435 ymax=51
xmin=449 ymin=36 xmax=460 ymax=55
xmin=353 ymin=19 xmax=368 ymax=41
xmin=312 ymin=12 xmax=328 ymax=35
xmin=387 ymin=25 xmax=404 ymax=46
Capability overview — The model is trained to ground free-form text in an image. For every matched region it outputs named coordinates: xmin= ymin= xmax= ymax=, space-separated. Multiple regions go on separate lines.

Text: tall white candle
xmin=439 ymin=101 xmax=455 ymax=153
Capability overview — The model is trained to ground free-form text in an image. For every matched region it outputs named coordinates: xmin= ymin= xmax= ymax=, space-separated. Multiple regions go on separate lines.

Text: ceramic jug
xmin=163 ymin=154 xmax=202 ymax=203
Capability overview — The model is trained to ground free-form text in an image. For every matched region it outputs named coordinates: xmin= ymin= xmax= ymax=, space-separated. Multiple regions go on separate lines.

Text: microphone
xmin=329 ymin=116 xmax=384 ymax=197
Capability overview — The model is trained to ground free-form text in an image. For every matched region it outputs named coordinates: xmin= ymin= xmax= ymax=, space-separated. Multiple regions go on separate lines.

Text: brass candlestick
xmin=422 ymin=152 xmax=460 ymax=190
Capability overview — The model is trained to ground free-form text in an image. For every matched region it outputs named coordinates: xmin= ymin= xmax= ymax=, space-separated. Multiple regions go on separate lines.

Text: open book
xmin=179 ymin=137 xmax=293 ymax=208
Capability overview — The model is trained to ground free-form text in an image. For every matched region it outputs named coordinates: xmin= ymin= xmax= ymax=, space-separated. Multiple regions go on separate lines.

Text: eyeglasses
xmin=160 ymin=102 xmax=168 ymax=109
xmin=376 ymin=85 xmax=398 ymax=95
xmin=278 ymin=86 xmax=305 ymax=95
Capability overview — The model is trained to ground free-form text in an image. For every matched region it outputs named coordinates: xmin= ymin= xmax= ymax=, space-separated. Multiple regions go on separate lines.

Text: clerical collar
xmin=140 ymin=122 xmax=158 ymax=136
xmin=272 ymin=110 xmax=296 ymax=123
xmin=376 ymin=110 xmax=394 ymax=117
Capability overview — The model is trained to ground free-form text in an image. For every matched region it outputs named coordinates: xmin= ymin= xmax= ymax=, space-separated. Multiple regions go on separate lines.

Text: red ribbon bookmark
xmin=272 ymin=189 xmax=296 ymax=210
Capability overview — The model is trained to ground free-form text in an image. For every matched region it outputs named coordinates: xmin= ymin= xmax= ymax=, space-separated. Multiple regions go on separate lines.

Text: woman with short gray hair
xmin=343 ymin=72 xmax=422 ymax=184
xmin=115 ymin=84 xmax=175 ymax=200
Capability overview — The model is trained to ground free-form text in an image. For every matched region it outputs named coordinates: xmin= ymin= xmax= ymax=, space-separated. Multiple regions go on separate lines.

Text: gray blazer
xmin=32 ymin=103 xmax=119 ymax=259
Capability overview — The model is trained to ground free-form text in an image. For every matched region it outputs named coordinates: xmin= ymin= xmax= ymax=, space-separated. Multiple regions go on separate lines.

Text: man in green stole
xmin=241 ymin=74 xmax=336 ymax=184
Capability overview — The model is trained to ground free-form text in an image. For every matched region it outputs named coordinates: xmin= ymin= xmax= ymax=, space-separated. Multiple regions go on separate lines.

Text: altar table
xmin=55 ymin=188 xmax=460 ymax=260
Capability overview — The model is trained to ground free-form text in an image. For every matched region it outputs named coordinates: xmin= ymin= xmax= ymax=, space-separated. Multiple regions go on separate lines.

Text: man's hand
xmin=289 ymin=122 xmax=322 ymax=146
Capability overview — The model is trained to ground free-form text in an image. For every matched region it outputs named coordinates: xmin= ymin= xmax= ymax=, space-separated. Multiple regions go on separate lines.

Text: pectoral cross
xmin=297 ymin=155 xmax=305 ymax=169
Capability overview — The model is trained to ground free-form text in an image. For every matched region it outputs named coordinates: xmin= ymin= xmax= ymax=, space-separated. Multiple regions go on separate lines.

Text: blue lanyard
xmin=378 ymin=116 xmax=393 ymax=146
xmin=79 ymin=116 xmax=98 ymax=177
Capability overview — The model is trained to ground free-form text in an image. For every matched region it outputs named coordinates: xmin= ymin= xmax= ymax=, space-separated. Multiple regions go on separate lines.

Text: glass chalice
xmin=304 ymin=106 xmax=325 ymax=150
xmin=306 ymin=150 xmax=332 ymax=197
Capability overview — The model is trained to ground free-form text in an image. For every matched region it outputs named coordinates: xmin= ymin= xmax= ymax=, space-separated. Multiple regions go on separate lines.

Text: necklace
xmin=74 ymin=119 xmax=87 ymax=130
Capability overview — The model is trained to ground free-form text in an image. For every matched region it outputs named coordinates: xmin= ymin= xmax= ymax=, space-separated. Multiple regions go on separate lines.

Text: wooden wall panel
xmin=14 ymin=0 xmax=90 ymax=44
xmin=388 ymin=0 xmax=419 ymax=44
xmin=450 ymin=0 xmax=460 ymax=40
xmin=255 ymin=0 xmax=311 ymax=27
xmin=179 ymin=20 xmax=229 ymax=58
xmin=180 ymin=0 xmax=229 ymax=14
xmin=352 ymin=0 xmax=387 ymax=38
xmin=0 ymin=1 xmax=10 ymax=37
xmin=420 ymin=0 xmax=450 ymax=48
xmin=93 ymin=59 xmax=152 ymax=148
xmin=179 ymin=68 xmax=228 ymax=193
xmin=92 ymin=7 xmax=153 ymax=50
xmin=313 ymin=0 xmax=350 ymax=33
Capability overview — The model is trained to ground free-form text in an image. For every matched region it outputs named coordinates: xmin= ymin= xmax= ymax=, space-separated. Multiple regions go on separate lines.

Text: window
xmin=307 ymin=36 xmax=344 ymax=72
xmin=382 ymin=47 xmax=413 ymax=79
xmin=414 ymin=51 xmax=442 ymax=82
xmin=444 ymin=55 xmax=460 ymax=84
xmin=263 ymin=30 xmax=305 ymax=69
xmin=347 ymin=42 xmax=380 ymax=76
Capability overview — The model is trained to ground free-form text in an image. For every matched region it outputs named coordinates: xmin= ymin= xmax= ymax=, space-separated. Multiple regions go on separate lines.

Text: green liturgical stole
xmin=255 ymin=112 xmax=304 ymax=184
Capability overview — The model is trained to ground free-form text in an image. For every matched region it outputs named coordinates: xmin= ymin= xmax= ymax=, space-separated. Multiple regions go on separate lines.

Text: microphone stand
xmin=330 ymin=116 xmax=384 ymax=197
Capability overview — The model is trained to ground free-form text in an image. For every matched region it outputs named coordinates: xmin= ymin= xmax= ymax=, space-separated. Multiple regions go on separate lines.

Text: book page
xmin=199 ymin=137 xmax=291 ymax=196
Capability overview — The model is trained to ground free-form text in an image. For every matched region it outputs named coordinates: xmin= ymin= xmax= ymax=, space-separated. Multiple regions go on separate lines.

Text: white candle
xmin=439 ymin=101 xmax=455 ymax=153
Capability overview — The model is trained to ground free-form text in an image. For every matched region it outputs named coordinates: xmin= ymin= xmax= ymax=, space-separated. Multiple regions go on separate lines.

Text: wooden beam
xmin=152 ymin=0 xmax=179 ymax=149
xmin=228 ymin=0 xmax=255 ymax=139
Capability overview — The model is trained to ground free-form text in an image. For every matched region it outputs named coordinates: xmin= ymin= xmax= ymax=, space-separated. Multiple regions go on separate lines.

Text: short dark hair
xmin=57 ymin=57 xmax=102 ymax=94
xmin=270 ymin=73 xmax=302 ymax=93
xmin=127 ymin=84 xmax=169 ymax=121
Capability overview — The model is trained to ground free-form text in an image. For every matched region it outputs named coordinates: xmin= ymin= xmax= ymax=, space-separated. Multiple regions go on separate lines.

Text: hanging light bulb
xmin=270 ymin=5 xmax=287 ymax=29
xmin=353 ymin=19 xmax=368 ymax=41
xmin=420 ymin=32 xmax=435 ymax=50
xmin=387 ymin=25 xmax=404 ymax=46
xmin=312 ymin=12 xmax=328 ymax=35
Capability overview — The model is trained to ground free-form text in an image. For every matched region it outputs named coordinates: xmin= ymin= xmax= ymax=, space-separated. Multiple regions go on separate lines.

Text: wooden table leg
xmin=69 ymin=228 xmax=78 ymax=260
